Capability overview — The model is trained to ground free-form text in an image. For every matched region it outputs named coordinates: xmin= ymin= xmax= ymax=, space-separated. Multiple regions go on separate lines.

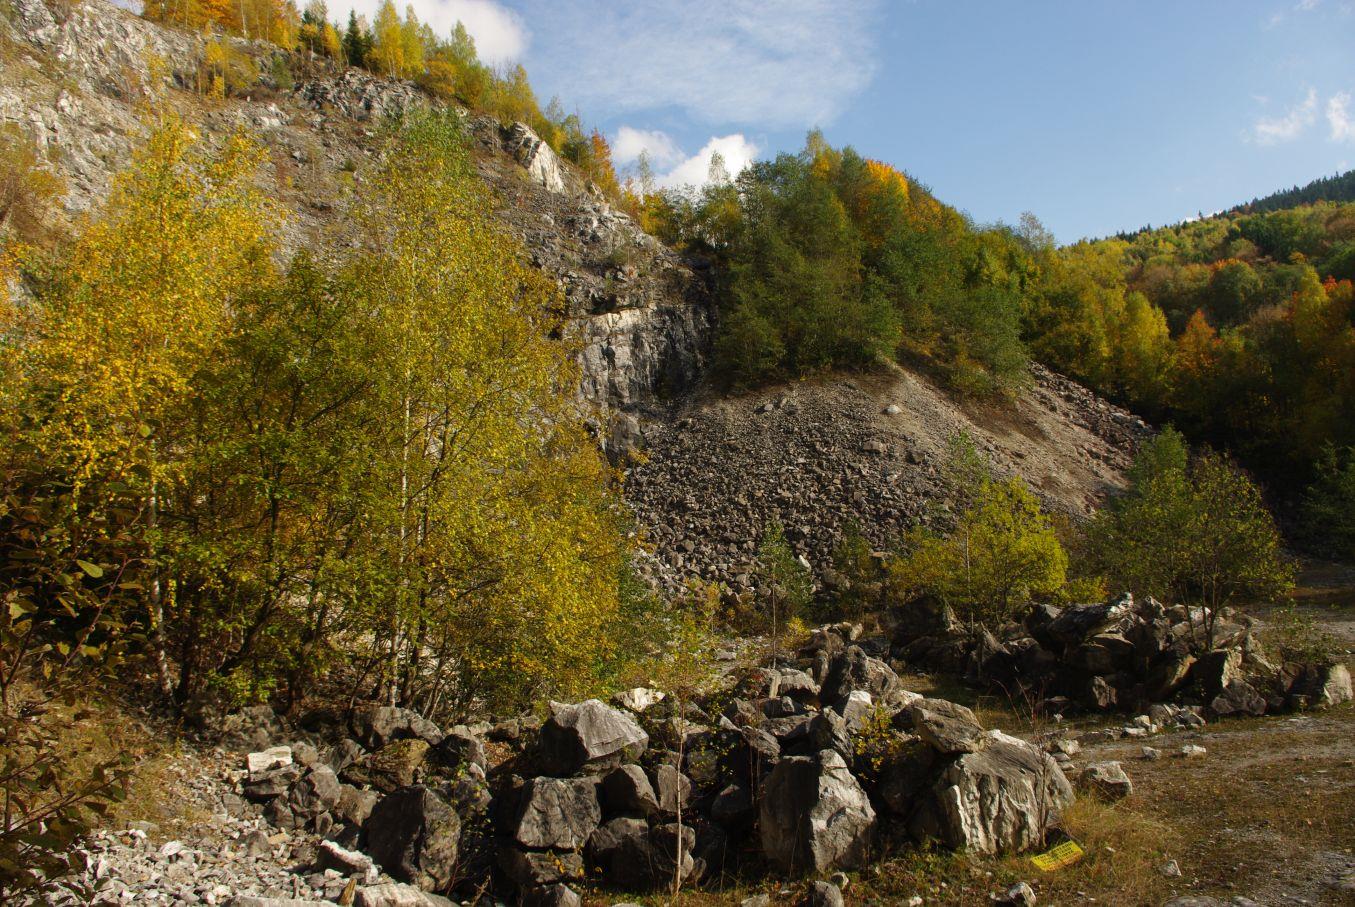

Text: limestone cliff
xmin=0 ymin=0 xmax=711 ymax=417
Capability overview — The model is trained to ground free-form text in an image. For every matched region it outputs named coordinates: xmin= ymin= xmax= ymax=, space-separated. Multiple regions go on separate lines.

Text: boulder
xmin=335 ymin=784 xmax=380 ymax=827
xmin=345 ymin=739 xmax=430 ymax=792
xmin=687 ymin=817 xmax=730 ymax=883
xmin=600 ymin=764 xmax=659 ymax=817
xmin=613 ymin=687 xmax=666 ymax=713
xmin=243 ymin=764 xmax=302 ymax=802
xmin=893 ymin=596 xmax=959 ymax=645
xmin=247 ymin=746 xmax=293 ymax=778
xmin=328 ymin=738 xmax=365 ymax=774
xmin=498 ymin=846 xmax=585 ymax=886
xmin=808 ymin=708 xmax=853 ymax=759
xmin=537 ymin=700 xmax=648 ymax=776
xmin=878 ymin=739 xmax=938 ymax=815
xmin=1191 ymin=648 xmax=1242 ymax=698
xmin=763 ymin=714 xmax=813 ymax=746
xmin=763 ymin=695 xmax=805 ymax=719
xmin=1209 ymin=679 xmax=1267 ymax=718
xmin=354 ymin=882 xmax=455 ymax=907
xmin=1287 ymin=662 xmax=1354 ymax=708
xmin=289 ymin=741 xmax=320 ymax=768
xmin=911 ymin=730 xmax=1073 ymax=853
xmin=1145 ymin=652 xmax=1196 ymax=701
xmin=316 ymin=839 xmax=378 ymax=883
xmin=909 ymin=699 xmax=984 ymax=755
xmin=1081 ymin=675 xmax=1118 ymax=712
xmin=994 ymin=881 xmax=1037 ymax=906
xmin=722 ymin=725 xmax=780 ymax=784
xmin=521 ymin=884 xmax=582 ymax=907
xmin=1042 ymin=595 xmax=1134 ymax=648
xmin=1070 ymin=633 xmax=1136 ymax=675
xmin=840 ymin=690 xmax=875 ymax=733
xmin=510 ymin=776 xmax=601 ymax=850
xmin=1078 ymin=761 xmax=1133 ymax=800
xmin=710 ymin=783 xmax=754 ymax=828
xmin=219 ymin=705 xmax=285 ymax=751
xmin=429 ymin=726 xmax=485 ymax=775
xmin=773 ymin=667 xmax=821 ymax=701
xmin=652 ymin=763 xmax=692 ymax=814
xmin=586 ymin=815 xmax=647 ymax=868
xmin=586 ymin=816 xmax=695 ymax=890
xmin=351 ymin=705 xmax=444 ymax=750
xmin=759 ymin=749 xmax=876 ymax=873
xmin=820 ymin=646 xmax=899 ymax=707
xmin=288 ymin=764 xmax=342 ymax=820
xmin=363 ymin=786 xmax=461 ymax=891
xmin=803 ymin=881 xmax=844 ymax=907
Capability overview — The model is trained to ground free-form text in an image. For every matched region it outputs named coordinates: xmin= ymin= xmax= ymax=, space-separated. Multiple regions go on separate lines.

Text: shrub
xmin=199 ymin=39 xmax=259 ymax=98
xmin=1086 ymin=428 xmax=1294 ymax=647
xmin=889 ymin=475 xmax=1067 ymax=630
xmin=0 ymin=124 xmax=64 ymax=245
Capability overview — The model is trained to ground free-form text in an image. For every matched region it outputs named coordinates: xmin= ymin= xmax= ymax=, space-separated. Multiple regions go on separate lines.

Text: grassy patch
xmin=37 ymin=693 xmax=189 ymax=831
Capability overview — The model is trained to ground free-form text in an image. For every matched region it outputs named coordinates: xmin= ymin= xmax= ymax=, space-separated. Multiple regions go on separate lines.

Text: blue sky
xmin=335 ymin=0 xmax=1355 ymax=242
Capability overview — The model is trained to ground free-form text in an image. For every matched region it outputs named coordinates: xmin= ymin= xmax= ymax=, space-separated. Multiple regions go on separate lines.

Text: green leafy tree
xmin=1301 ymin=445 xmax=1355 ymax=560
xmin=830 ymin=520 xmax=880 ymax=620
xmin=342 ymin=10 xmax=371 ymax=69
xmin=890 ymin=438 xmax=1066 ymax=629
xmin=1088 ymin=428 xmax=1293 ymax=647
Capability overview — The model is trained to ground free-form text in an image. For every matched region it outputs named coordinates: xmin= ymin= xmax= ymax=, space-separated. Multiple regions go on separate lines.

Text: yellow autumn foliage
xmin=5 ymin=115 xmax=275 ymax=498
xmin=345 ymin=111 xmax=629 ymax=710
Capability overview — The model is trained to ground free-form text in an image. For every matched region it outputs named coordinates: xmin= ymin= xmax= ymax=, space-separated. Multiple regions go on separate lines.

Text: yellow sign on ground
xmin=1031 ymin=839 xmax=1085 ymax=871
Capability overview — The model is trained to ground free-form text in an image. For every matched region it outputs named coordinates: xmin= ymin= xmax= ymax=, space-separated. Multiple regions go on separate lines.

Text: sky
xmin=330 ymin=0 xmax=1355 ymax=243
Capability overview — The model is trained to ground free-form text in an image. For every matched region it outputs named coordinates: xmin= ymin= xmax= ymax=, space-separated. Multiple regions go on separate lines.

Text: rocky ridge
xmin=0 ymin=0 xmax=711 ymax=419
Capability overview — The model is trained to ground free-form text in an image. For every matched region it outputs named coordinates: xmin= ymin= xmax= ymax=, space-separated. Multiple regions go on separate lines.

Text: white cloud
xmin=612 ymin=126 xmax=684 ymax=169
xmin=330 ymin=0 xmax=527 ymax=66
xmin=1329 ymin=91 xmax=1355 ymax=141
xmin=1295 ymin=0 xmax=1321 ymax=10
xmin=516 ymin=0 xmax=881 ymax=128
xmin=1251 ymin=88 xmax=1318 ymax=144
xmin=656 ymin=134 xmax=759 ymax=189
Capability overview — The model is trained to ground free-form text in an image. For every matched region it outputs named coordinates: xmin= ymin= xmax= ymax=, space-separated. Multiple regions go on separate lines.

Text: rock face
xmin=536 ymin=699 xmax=649 ymax=776
xmin=510 ymin=777 xmax=602 ymax=849
xmin=0 ymin=0 xmax=712 ymax=423
xmin=505 ymin=122 xmax=566 ymax=193
xmin=911 ymin=731 xmax=1074 ymax=854
xmin=363 ymin=786 xmax=461 ymax=891
xmin=759 ymin=750 xmax=876 ymax=873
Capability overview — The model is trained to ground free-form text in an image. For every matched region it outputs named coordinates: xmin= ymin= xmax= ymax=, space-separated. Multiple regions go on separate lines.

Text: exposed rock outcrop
xmin=0 ymin=0 xmax=713 ymax=420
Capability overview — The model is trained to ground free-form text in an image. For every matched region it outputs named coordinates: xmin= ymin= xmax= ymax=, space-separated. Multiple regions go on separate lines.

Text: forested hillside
xmin=1227 ymin=169 xmax=1355 ymax=216
xmin=638 ymin=131 xmax=1353 ymax=553
xmin=1043 ymin=200 xmax=1355 ymax=550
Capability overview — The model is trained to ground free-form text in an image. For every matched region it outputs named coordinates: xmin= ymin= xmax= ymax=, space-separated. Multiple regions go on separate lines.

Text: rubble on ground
xmin=47 ymin=625 xmax=1076 ymax=906
xmin=895 ymin=592 xmax=1352 ymax=720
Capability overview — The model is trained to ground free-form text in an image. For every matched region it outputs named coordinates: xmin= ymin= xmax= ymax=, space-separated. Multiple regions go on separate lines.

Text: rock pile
xmin=896 ymin=593 xmax=1353 ymax=719
xmin=625 ymin=365 xmax=1148 ymax=594
xmin=150 ymin=626 xmax=1074 ymax=905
